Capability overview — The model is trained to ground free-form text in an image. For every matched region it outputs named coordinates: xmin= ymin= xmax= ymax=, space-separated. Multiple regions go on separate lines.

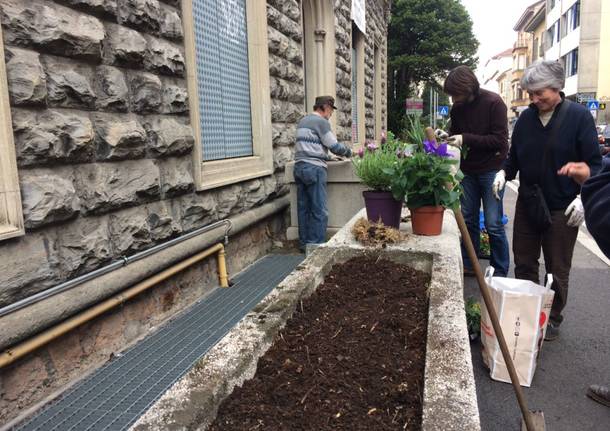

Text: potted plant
xmin=385 ymin=118 xmax=462 ymax=235
xmin=352 ymin=133 xmax=407 ymax=228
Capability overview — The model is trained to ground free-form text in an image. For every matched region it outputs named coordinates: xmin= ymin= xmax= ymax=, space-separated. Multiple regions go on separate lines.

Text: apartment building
xmin=545 ymin=0 xmax=610 ymax=124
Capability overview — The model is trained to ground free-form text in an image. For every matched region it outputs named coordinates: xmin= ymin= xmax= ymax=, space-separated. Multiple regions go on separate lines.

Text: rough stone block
xmin=272 ymin=122 xmax=296 ymax=147
xmin=130 ymin=72 xmax=162 ymax=113
xmin=159 ymin=6 xmax=183 ymax=40
xmin=59 ymin=0 xmax=118 ymax=18
xmin=57 ymin=215 xmax=113 ymax=276
xmin=20 ymin=171 xmax=80 ymax=229
xmin=109 ymin=207 xmax=152 ymax=255
xmin=270 ymin=76 xmax=304 ymax=103
xmin=273 ymin=146 xmax=293 ymax=171
xmin=44 ymin=56 xmax=97 ymax=109
xmin=179 ymin=194 xmax=217 ymax=232
xmin=266 ymin=4 xmax=301 ymax=42
xmin=1 ymin=0 xmax=104 ymax=60
xmin=266 ymin=0 xmax=300 ymax=22
xmin=0 ymin=231 xmax=61 ymax=307
xmin=118 ymin=0 xmax=162 ymax=35
xmin=74 ymin=159 xmax=160 ymax=214
xmin=4 ymin=47 xmax=47 ymax=106
xmin=243 ymin=179 xmax=268 ymax=210
xmin=146 ymin=201 xmax=181 ymax=241
xmin=92 ymin=113 xmax=147 ymax=160
xmin=267 ymin=27 xmax=302 ymax=65
xmin=94 ymin=66 xmax=129 ymax=112
xmin=103 ymin=23 xmax=148 ymax=67
xmin=157 ymin=157 xmax=195 ymax=197
xmin=12 ymin=108 xmax=95 ymax=166
xmin=144 ymin=36 xmax=185 ymax=76
xmin=161 ymin=82 xmax=188 ymax=114
xmin=216 ymin=185 xmax=242 ymax=219
xmin=143 ymin=117 xmax=194 ymax=157
xmin=271 ymin=100 xmax=304 ymax=123
xmin=268 ymin=54 xmax=303 ymax=83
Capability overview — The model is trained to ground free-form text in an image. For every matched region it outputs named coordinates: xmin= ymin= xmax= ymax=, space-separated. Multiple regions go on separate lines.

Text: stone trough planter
xmin=132 ymin=209 xmax=480 ymax=431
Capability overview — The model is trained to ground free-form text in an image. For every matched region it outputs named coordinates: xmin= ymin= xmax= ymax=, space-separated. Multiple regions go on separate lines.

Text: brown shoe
xmin=587 ymin=385 xmax=610 ymax=407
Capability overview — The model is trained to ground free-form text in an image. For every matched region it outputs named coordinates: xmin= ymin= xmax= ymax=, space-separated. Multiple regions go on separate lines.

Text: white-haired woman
xmin=492 ymin=60 xmax=602 ymax=341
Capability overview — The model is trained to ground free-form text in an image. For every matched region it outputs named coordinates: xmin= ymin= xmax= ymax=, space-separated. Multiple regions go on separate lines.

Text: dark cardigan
xmin=448 ymin=88 xmax=509 ymax=175
xmin=505 ymin=97 xmax=602 ymax=210
xmin=582 ymin=156 xmax=610 ymax=258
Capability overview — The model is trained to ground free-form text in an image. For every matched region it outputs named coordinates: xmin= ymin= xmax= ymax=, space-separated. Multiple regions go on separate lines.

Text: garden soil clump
xmin=208 ymin=256 xmax=430 ymax=431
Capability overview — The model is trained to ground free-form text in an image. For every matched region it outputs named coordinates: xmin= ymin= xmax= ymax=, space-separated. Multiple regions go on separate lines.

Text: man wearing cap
xmin=294 ymin=96 xmax=352 ymax=251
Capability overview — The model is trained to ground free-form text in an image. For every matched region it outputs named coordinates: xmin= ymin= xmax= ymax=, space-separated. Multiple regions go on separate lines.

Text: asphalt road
xmin=463 ymin=184 xmax=610 ymax=431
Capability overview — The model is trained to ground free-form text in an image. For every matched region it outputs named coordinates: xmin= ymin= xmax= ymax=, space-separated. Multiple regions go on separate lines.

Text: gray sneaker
xmin=544 ymin=322 xmax=560 ymax=341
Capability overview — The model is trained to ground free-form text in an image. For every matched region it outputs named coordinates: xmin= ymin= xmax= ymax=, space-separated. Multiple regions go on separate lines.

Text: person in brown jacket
xmin=443 ymin=66 xmax=510 ymax=277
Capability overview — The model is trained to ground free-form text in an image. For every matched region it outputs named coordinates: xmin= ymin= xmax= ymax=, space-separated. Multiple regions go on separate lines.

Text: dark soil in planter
xmin=208 ymin=256 xmax=430 ymax=431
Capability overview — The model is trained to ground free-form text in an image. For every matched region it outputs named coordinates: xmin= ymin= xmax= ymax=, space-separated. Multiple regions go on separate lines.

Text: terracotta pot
xmin=409 ymin=205 xmax=444 ymax=236
xmin=362 ymin=191 xmax=403 ymax=229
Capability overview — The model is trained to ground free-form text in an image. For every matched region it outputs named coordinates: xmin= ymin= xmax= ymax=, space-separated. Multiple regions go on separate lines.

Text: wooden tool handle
xmin=424 ymin=127 xmax=437 ymax=143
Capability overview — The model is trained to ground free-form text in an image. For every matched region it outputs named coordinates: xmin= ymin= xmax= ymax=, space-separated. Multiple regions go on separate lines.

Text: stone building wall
xmin=0 ymin=0 xmax=390 ymax=307
xmin=0 ymin=0 xmax=389 ymax=423
xmin=334 ymin=0 xmax=390 ymax=144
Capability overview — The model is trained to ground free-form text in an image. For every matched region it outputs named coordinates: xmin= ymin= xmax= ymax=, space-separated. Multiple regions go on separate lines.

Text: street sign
xmin=587 ymin=100 xmax=600 ymax=110
xmin=438 ymin=105 xmax=449 ymax=116
xmin=406 ymin=98 xmax=423 ymax=116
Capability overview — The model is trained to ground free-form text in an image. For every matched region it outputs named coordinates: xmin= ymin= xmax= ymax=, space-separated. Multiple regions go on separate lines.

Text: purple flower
xmin=435 ymin=143 xmax=451 ymax=157
xmin=381 ymin=131 xmax=387 ymax=145
xmin=423 ymin=140 xmax=451 ymax=158
xmin=357 ymin=147 xmax=364 ymax=158
xmin=366 ymin=142 xmax=378 ymax=152
xmin=423 ymin=140 xmax=436 ymax=154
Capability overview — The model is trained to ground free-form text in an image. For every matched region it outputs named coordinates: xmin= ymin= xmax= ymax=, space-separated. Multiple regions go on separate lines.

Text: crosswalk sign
xmin=587 ymin=100 xmax=600 ymax=110
xmin=438 ymin=105 xmax=449 ymax=116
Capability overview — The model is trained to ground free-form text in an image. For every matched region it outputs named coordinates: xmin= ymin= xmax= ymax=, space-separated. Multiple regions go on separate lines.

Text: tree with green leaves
xmin=388 ymin=0 xmax=479 ymax=134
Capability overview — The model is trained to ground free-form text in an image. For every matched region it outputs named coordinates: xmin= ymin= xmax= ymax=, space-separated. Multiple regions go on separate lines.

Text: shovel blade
xmin=521 ymin=410 xmax=546 ymax=431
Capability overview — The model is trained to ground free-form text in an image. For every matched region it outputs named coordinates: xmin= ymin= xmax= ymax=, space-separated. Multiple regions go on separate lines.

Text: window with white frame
xmin=554 ymin=20 xmax=560 ymax=43
xmin=568 ymin=1 xmax=580 ymax=31
xmin=564 ymin=48 xmax=578 ymax=77
xmin=0 ymin=27 xmax=25 ymax=241
xmin=183 ymin=0 xmax=273 ymax=190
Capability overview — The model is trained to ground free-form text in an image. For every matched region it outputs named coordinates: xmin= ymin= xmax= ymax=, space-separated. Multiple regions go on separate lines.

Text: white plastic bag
xmin=480 ymin=267 xmax=554 ymax=387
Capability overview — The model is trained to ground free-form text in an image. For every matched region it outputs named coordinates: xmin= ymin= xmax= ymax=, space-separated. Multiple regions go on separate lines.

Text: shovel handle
xmin=453 ymin=208 xmax=538 ymax=431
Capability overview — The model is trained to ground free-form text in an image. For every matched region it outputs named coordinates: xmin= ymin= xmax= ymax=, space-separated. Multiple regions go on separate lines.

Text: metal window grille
xmin=351 ymin=46 xmax=359 ymax=144
xmin=192 ymin=0 xmax=253 ymax=161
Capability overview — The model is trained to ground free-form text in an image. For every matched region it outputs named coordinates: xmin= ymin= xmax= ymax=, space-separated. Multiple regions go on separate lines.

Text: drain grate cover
xmin=13 ymin=254 xmax=304 ymax=431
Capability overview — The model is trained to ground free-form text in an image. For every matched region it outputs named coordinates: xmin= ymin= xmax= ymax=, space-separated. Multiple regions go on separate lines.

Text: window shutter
xmin=192 ymin=0 xmax=253 ymax=161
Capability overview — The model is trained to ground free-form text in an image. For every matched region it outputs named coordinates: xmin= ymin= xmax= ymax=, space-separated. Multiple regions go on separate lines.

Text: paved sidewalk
xmin=464 ymin=185 xmax=610 ymax=431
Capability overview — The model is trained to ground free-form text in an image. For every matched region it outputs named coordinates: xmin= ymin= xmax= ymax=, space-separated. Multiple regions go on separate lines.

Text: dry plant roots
xmin=351 ymin=217 xmax=405 ymax=247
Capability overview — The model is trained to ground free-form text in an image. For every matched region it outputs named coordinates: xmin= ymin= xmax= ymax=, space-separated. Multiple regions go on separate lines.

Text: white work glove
xmin=565 ymin=196 xmax=584 ymax=227
xmin=447 ymin=134 xmax=463 ymax=149
xmin=492 ymin=170 xmax=506 ymax=200
xmin=435 ymin=129 xmax=449 ymax=141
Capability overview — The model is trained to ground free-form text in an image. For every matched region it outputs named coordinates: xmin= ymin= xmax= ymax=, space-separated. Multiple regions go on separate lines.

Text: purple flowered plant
xmin=423 ymin=140 xmax=451 ymax=158
xmin=366 ymin=142 xmax=378 ymax=152
xmin=357 ymin=147 xmax=365 ymax=158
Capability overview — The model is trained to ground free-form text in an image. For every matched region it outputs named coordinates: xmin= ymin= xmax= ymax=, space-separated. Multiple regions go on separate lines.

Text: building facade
xmin=0 ymin=0 xmax=390 ymax=423
xmin=545 ymin=0 xmax=610 ymax=124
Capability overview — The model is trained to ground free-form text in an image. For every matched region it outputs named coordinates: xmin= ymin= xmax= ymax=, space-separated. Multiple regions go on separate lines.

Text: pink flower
xmin=366 ymin=142 xmax=378 ymax=152
xmin=357 ymin=147 xmax=364 ymax=158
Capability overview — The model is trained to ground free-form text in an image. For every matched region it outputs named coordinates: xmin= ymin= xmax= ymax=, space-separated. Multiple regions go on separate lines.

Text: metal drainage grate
xmin=13 ymin=254 xmax=304 ymax=431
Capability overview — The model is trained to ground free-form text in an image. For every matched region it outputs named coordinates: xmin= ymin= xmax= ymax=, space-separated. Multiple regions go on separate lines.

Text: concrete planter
xmin=132 ymin=209 xmax=480 ymax=431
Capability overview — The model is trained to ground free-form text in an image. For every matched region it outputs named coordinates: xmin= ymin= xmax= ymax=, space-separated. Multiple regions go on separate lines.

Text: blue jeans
xmin=294 ymin=162 xmax=328 ymax=248
xmin=460 ymin=171 xmax=510 ymax=276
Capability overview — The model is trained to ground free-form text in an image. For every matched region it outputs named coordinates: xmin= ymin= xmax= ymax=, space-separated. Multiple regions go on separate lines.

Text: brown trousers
xmin=513 ymin=199 xmax=579 ymax=325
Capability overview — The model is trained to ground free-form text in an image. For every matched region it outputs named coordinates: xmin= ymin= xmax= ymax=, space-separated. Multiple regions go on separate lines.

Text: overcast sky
xmin=460 ymin=0 xmax=536 ymax=77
